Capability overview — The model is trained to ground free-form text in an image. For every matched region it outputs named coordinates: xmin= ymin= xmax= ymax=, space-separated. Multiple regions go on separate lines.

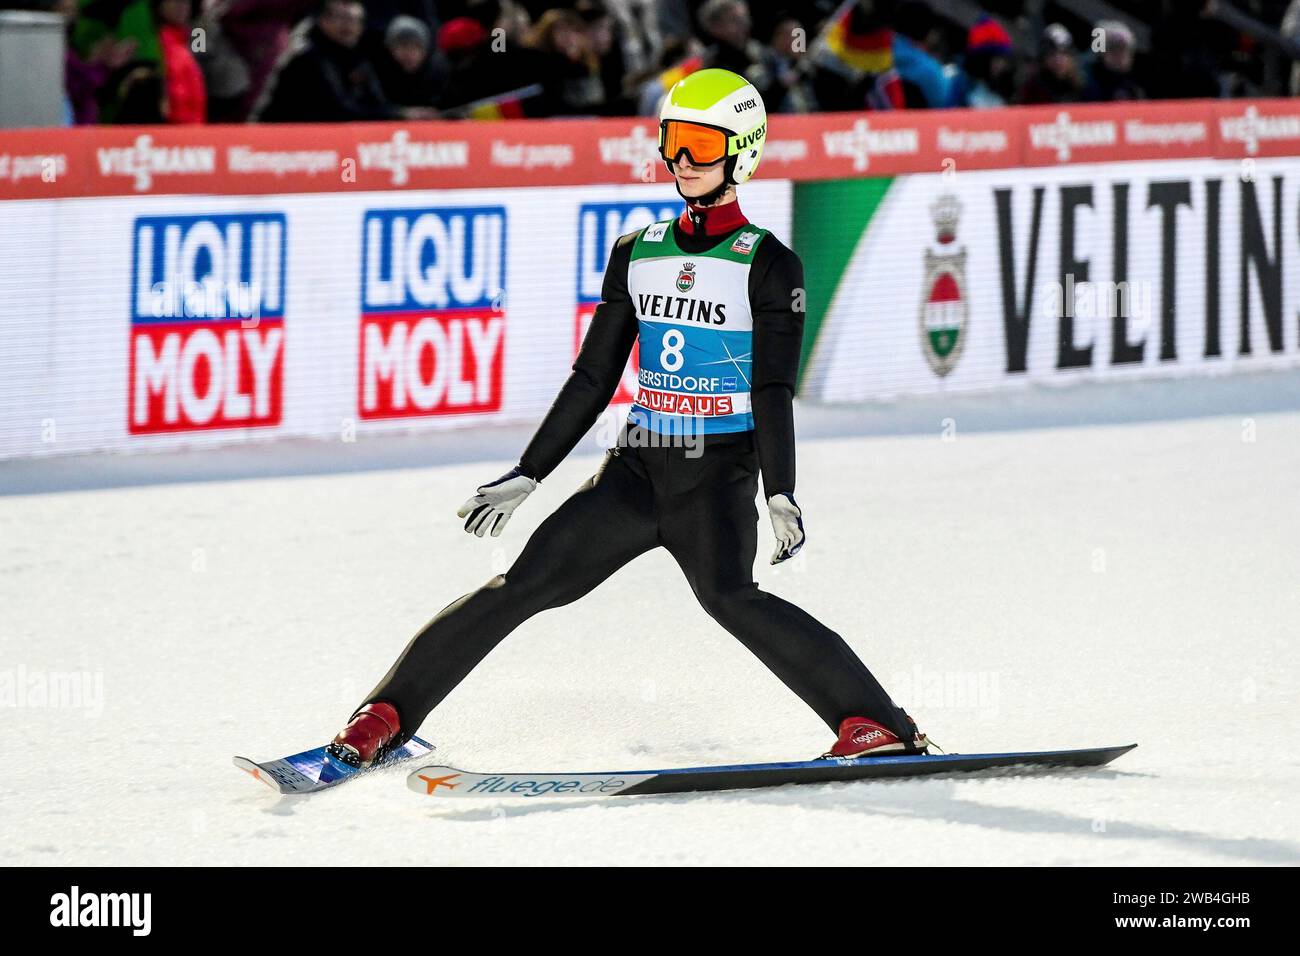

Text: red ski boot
xmin=327 ymin=702 xmax=401 ymax=767
xmin=822 ymin=715 xmax=928 ymax=759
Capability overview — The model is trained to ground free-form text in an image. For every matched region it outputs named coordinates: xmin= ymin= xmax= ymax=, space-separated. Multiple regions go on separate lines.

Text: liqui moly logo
xmin=577 ymin=202 xmax=675 ymax=404
xmin=129 ymin=213 xmax=286 ymax=434
xmin=360 ymin=206 xmax=506 ymax=419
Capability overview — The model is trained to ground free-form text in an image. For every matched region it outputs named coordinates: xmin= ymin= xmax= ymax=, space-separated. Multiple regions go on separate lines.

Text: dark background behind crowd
xmin=4 ymin=0 xmax=1299 ymax=126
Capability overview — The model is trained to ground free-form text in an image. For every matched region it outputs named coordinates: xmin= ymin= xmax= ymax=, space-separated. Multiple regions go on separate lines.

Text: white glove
xmin=767 ymin=492 xmax=806 ymax=564
xmin=457 ymin=467 xmax=538 ymax=537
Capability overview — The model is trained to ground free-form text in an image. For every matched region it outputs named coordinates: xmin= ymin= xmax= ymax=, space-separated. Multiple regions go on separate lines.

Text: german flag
xmin=468 ymin=98 xmax=527 ymax=121
xmin=822 ymin=0 xmax=894 ymax=76
xmin=455 ymin=84 xmax=543 ymax=120
xmin=659 ymin=55 xmax=704 ymax=91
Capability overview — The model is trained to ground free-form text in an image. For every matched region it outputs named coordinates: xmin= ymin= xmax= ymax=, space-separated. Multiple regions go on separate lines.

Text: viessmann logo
xmin=1219 ymin=104 xmax=1300 ymax=154
xmin=355 ymin=129 xmax=470 ymax=186
xmin=822 ymin=119 xmax=919 ymax=171
xmin=1027 ymin=112 xmax=1117 ymax=162
xmin=596 ymin=124 xmax=659 ymax=176
xmin=97 ymin=135 xmax=217 ymax=192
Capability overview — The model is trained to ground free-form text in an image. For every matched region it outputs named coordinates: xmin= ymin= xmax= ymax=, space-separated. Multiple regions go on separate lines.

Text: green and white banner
xmin=793 ymin=157 xmax=1300 ymax=401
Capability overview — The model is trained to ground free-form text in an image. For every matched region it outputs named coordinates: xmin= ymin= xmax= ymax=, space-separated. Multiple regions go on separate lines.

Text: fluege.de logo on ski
xmin=577 ymin=202 xmax=673 ymax=405
xmin=359 ymin=206 xmax=506 ymax=420
xmin=129 ymin=213 xmax=286 ymax=434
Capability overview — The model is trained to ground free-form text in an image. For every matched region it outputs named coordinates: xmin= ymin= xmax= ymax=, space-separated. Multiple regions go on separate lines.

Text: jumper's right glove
xmin=457 ymin=467 xmax=538 ymax=537
xmin=767 ymin=492 xmax=806 ymax=564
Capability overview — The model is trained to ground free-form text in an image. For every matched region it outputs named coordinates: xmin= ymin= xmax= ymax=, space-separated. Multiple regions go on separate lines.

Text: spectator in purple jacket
xmin=58 ymin=0 xmax=138 ymax=124
xmin=218 ymin=0 xmax=319 ymax=121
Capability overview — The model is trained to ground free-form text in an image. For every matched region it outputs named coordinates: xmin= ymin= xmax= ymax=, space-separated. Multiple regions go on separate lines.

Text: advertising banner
xmin=0 ymin=182 xmax=791 ymax=458
xmin=796 ymin=158 xmax=1300 ymax=401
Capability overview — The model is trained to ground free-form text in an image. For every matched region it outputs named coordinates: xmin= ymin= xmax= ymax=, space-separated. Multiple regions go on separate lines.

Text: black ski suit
xmin=362 ymin=204 xmax=916 ymax=745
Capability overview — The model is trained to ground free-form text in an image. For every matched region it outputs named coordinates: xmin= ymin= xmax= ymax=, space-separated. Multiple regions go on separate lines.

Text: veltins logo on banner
xmin=920 ymin=194 xmax=968 ymax=378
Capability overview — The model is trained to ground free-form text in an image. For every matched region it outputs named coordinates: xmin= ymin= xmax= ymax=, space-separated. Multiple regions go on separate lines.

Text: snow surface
xmin=2 ymin=374 xmax=1298 ymax=866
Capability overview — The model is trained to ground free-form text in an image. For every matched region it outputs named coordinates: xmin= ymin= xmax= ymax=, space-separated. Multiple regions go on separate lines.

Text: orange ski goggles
xmin=659 ymin=119 xmax=730 ymax=166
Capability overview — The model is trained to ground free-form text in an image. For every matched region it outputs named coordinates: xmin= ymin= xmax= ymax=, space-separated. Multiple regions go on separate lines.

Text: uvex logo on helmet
xmin=735 ymin=123 xmax=766 ymax=148
xmin=734 ymin=98 xmax=757 ymax=112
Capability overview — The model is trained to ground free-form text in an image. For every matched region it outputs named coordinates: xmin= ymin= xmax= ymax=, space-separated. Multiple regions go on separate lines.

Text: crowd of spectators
xmin=5 ymin=0 xmax=1299 ymax=125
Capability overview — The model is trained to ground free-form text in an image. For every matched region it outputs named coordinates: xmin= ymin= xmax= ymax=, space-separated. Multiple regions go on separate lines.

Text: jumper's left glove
xmin=767 ymin=492 xmax=806 ymax=564
xmin=457 ymin=467 xmax=538 ymax=538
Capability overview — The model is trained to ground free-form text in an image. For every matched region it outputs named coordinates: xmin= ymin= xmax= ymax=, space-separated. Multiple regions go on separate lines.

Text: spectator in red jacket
xmin=154 ymin=0 xmax=208 ymax=121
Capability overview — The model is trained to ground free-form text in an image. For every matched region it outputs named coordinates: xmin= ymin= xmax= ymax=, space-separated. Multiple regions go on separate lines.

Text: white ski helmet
xmin=658 ymin=68 xmax=767 ymax=190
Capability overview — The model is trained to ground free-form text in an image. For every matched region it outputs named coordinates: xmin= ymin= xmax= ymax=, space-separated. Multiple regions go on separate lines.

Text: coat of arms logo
xmin=676 ymin=262 xmax=697 ymax=293
xmin=920 ymin=194 xmax=969 ymax=378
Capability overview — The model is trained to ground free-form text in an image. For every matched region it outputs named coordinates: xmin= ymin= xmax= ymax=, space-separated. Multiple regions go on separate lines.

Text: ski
xmin=234 ymin=736 xmax=435 ymax=795
xmin=407 ymin=743 xmax=1136 ymax=799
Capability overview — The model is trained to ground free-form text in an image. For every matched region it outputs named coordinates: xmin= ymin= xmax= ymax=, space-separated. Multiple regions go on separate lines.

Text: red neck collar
xmin=678 ymin=200 xmax=749 ymax=237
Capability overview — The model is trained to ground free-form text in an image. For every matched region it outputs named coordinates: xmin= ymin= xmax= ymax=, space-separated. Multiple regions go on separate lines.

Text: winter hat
xmin=967 ymin=16 xmax=1013 ymax=57
xmin=1094 ymin=19 xmax=1136 ymax=51
xmin=1042 ymin=22 xmax=1073 ymax=53
xmin=387 ymin=15 xmax=431 ymax=49
xmin=438 ymin=16 xmax=488 ymax=54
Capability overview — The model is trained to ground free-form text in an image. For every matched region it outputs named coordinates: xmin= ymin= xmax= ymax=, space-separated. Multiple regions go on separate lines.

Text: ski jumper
xmin=360 ymin=201 xmax=916 ymax=744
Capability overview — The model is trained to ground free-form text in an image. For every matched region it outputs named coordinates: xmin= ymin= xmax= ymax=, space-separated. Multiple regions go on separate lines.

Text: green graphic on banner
xmin=790 ymin=177 xmax=893 ymax=390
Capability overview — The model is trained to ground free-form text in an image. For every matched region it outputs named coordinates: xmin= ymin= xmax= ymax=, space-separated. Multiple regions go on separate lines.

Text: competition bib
xmin=626 ymin=219 xmax=768 ymax=435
